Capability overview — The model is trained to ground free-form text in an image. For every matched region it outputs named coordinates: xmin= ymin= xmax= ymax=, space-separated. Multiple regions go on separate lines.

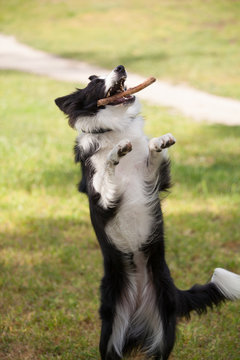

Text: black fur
xmin=55 ymin=76 xmax=106 ymax=127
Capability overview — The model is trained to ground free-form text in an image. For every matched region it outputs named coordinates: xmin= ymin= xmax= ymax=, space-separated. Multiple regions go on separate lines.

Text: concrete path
xmin=1 ymin=34 xmax=240 ymax=126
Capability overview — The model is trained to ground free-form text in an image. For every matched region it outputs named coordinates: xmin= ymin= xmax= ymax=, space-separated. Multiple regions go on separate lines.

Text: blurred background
xmin=0 ymin=1 xmax=240 ymax=359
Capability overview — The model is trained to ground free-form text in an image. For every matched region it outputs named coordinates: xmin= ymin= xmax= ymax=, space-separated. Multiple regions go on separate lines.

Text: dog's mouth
xmin=105 ymin=77 xmax=135 ymax=106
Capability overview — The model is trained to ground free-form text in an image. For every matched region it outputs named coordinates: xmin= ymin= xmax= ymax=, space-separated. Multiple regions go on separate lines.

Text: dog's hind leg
xmin=99 ymin=319 xmax=113 ymax=360
xmin=99 ymin=249 xmax=131 ymax=360
xmin=99 ymin=291 xmax=124 ymax=360
xmin=99 ymin=319 xmax=122 ymax=360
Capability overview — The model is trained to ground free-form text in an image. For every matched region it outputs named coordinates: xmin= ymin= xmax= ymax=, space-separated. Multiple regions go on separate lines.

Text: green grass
xmin=0 ymin=70 xmax=240 ymax=359
xmin=0 ymin=0 xmax=240 ymax=99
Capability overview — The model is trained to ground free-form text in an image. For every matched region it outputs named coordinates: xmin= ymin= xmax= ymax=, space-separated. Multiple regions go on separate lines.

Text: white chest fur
xmin=106 ymin=139 xmax=152 ymax=252
xmin=91 ymin=123 xmax=153 ymax=253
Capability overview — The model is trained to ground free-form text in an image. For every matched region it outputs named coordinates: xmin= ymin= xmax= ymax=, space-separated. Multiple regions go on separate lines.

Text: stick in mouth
xmin=97 ymin=77 xmax=156 ymax=107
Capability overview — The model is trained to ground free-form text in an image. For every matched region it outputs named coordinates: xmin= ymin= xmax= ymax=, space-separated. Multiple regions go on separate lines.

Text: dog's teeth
xmin=106 ymin=88 xmax=112 ymax=97
xmin=120 ymin=81 xmax=125 ymax=91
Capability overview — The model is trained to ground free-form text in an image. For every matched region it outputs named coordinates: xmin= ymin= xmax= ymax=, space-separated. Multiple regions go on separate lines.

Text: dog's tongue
xmin=97 ymin=77 xmax=156 ymax=107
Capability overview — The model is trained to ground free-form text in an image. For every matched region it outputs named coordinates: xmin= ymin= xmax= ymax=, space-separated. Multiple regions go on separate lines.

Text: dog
xmin=55 ymin=65 xmax=240 ymax=360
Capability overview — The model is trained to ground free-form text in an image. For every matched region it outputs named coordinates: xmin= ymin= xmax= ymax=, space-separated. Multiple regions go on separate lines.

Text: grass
xmin=0 ymin=70 xmax=240 ymax=359
xmin=0 ymin=0 xmax=240 ymax=99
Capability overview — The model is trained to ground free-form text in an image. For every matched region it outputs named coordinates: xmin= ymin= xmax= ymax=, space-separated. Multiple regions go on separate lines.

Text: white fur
xmin=77 ymin=132 xmax=100 ymax=154
xmin=104 ymin=130 xmax=153 ymax=252
xmin=75 ymin=98 xmax=141 ymax=133
xmin=92 ymin=139 xmax=133 ymax=209
xmin=211 ymin=268 xmax=240 ymax=300
xmin=129 ymin=253 xmax=164 ymax=355
xmin=104 ymin=68 xmax=123 ymax=93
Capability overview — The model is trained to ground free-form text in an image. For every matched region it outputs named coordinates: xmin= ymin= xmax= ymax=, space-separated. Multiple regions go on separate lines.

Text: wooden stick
xmin=97 ymin=77 xmax=156 ymax=107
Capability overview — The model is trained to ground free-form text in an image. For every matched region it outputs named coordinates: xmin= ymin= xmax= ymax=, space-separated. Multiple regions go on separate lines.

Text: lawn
xmin=0 ymin=70 xmax=239 ymax=359
xmin=0 ymin=0 xmax=240 ymax=99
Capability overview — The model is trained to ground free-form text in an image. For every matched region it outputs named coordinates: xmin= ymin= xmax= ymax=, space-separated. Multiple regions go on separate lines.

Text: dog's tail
xmin=176 ymin=268 xmax=240 ymax=318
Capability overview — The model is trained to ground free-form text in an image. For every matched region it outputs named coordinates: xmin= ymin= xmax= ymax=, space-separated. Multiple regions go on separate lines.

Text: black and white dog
xmin=55 ymin=65 xmax=240 ymax=360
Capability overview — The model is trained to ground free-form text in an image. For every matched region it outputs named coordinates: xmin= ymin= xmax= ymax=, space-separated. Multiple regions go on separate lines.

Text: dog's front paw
xmin=108 ymin=139 xmax=132 ymax=165
xmin=149 ymin=133 xmax=176 ymax=152
xmin=117 ymin=140 xmax=132 ymax=157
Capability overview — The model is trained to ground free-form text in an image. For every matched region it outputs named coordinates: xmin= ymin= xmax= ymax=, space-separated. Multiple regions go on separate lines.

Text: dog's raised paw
xmin=108 ymin=139 xmax=132 ymax=165
xmin=149 ymin=133 xmax=176 ymax=152
xmin=117 ymin=140 xmax=132 ymax=157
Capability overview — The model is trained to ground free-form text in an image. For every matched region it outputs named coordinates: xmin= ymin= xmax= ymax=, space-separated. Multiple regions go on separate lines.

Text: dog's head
xmin=55 ymin=65 xmax=140 ymax=133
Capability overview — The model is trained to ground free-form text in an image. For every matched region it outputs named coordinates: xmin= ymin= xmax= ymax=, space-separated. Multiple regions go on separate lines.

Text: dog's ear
xmin=55 ymin=93 xmax=75 ymax=115
xmin=55 ymin=90 xmax=84 ymax=127
xmin=88 ymin=75 xmax=98 ymax=81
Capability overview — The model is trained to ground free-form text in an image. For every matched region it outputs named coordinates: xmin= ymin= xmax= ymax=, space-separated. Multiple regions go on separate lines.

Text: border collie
xmin=55 ymin=65 xmax=240 ymax=360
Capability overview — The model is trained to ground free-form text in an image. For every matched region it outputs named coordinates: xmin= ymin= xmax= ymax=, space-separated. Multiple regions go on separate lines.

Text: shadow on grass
xmin=1 ymin=205 xmax=239 ymax=276
xmin=0 ymin=215 xmax=96 ymax=249
xmin=0 ymin=215 xmax=101 ymax=304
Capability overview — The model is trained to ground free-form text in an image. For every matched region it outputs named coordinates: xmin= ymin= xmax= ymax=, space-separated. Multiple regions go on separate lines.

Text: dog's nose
xmin=115 ymin=65 xmax=126 ymax=74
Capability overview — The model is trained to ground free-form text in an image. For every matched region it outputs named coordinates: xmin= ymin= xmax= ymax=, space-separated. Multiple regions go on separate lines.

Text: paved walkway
xmin=1 ymin=34 xmax=240 ymax=126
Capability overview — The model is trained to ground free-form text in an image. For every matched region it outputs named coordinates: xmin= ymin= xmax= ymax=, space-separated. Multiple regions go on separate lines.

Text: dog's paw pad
xmin=149 ymin=134 xmax=176 ymax=152
xmin=108 ymin=140 xmax=132 ymax=165
xmin=161 ymin=133 xmax=176 ymax=148
xmin=117 ymin=140 xmax=132 ymax=157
